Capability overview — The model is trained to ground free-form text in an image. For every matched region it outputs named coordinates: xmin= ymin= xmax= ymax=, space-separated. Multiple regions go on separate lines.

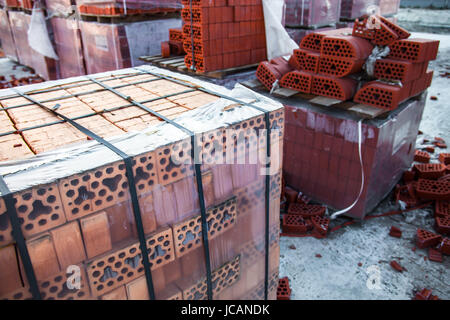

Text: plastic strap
xmin=331 ymin=119 xmax=364 ymax=219
xmin=11 ymin=88 xmax=157 ymax=300
xmin=134 ymin=66 xmax=274 ymax=298
xmin=84 ymin=77 xmax=214 ymax=299
xmin=0 ymin=176 xmax=42 ymax=300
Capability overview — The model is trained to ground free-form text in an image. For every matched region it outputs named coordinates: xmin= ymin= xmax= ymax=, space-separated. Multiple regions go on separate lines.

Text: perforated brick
xmin=59 ymin=160 xmax=151 ymax=221
xmin=311 ymin=215 xmax=330 ymax=236
xmin=388 ymin=38 xmax=440 ymax=62
xmin=287 ymin=203 xmax=326 ymax=217
xmin=414 ymin=163 xmax=446 ymax=180
xmin=379 ymin=16 xmax=411 ymax=40
xmin=293 ymin=49 xmax=320 ymax=73
xmin=438 ymin=238 xmax=450 ymax=255
xmin=414 ymin=150 xmax=431 ymax=163
xmin=416 ymin=228 xmax=442 ymax=249
xmin=416 ymin=179 xmax=450 ymax=201
xmin=86 ymin=227 xmax=175 ymax=297
xmin=282 ymin=214 xmax=308 ymax=234
xmin=280 ymin=71 xmax=312 ymax=93
xmin=428 ymin=248 xmax=443 ymax=262
xmin=352 ymin=17 xmax=376 ymax=40
xmin=11 ymin=183 xmax=66 ymax=239
xmin=371 ymin=20 xmax=399 ymax=46
xmin=173 ymin=197 xmax=237 ymax=258
xmin=211 ymin=255 xmax=240 ymax=296
xmin=353 ymin=81 xmax=408 ymax=110
xmin=318 ymin=56 xmax=364 ymax=77
xmin=300 ymin=28 xmax=353 ymax=52
xmin=169 ymin=28 xmax=183 ymax=42
xmin=435 ymin=216 xmax=450 ymax=235
xmin=439 ymin=153 xmax=450 ymax=165
xmin=374 ymin=59 xmax=425 ymax=82
xmin=277 ymin=277 xmax=291 ymax=300
xmin=435 ymin=201 xmax=450 ymax=218
xmin=321 ymin=35 xmax=374 ymax=60
xmin=155 ymin=139 xmax=193 ymax=186
xmin=235 ymin=179 xmax=265 ymax=217
xmin=257 ymin=58 xmax=293 ymax=91
xmin=312 ymin=75 xmax=358 ymax=101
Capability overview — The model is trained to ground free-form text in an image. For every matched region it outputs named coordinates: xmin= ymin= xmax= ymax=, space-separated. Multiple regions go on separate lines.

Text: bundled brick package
xmin=45 ymin=0 xmax=76 ymax=15
xmin=340 ymin=0 xmax=401 ymax=19
xmin=8 ymin=11 xmax=59 ymax=80
xmin=77 ymin=0 xmax=182 ymax=16
xmin=181 ymin=0 xmax=267 ymax=73
xmin=51 ymin=17 xmax=86 ymax=78
xmin=0 ymin=9 xmax=18 ymax=61
xmin=79 ymin=18 xmax=181 ymax=74
xmin=0 ymin=65 xmax=283 ymax=300
xmin=283 ymin=94 xmax=427 ymax=219
xmin=283 ymin=0 xmax=342 ymax=28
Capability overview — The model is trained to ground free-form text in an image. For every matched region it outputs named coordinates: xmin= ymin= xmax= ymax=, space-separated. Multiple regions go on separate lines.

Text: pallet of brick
xmin=181 ymin=0 xmax=267 ymax=73
xmin=257 ymin=17 xmax=439 ymax=111
xmin=282 ymin=91 xmax=427 ymax=219
xmin=283 ymin=0 xmax=342 ymax=28
xmin=0 ymin=65 xmax=283 ymax=300
xmin=0 ymin=9 xmax=18 ymax=62
xmin=45 ymin=0 xmax=76 ymax=15
xmin=79 ymin=18 xmax=181 ymax=74
xmin=8 ymin=11 xmax=59 ymax=80
xmin=340 ymin=0 xmax=401 ymax=19
xmin=77 ymin=0 xmax=182 ymax=16
xmin=51 ymin=17 xmax=86 ymax=78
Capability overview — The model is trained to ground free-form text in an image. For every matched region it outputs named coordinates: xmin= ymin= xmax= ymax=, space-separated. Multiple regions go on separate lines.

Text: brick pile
xmin=0 ymin=66 xmax=283 ymax=300
xmin=77 ymin=0 xmax=182 ymax=17
xmin=181 ymin=0 xmax=267 ymax=73
xmin=258 ymin=15 xmax=439 ymax=111
xmin=161 ymin=28 xmax=186 ymax=58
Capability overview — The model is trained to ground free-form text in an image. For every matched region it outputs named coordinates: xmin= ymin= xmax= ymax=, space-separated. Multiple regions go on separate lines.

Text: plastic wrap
xmin=28 ymin=7 xmax=59 ymax=60
xmin=0 ymin=9 xmax=18 ymax=61
xmin=51 ymin=17 xmax=86 ymax=78
xmin=45 ymin=0 xmax=76 ymax=17
xmin=0 ymin=65 xmax=283 ymax=300
xmin=77 ymin=0 xmax=182 ymax=16
xmin=282 ymin=93 xmax=426 ymax=219
xmin=80 ymin=18 xmax=181 ymax=74
xmin=262 ymin=0 xmax=298 ymax=60
xmin=340 ymin=0 xmax=380 ymax=19
xmin=283 ymin=0 xmax=341 ymax=27
xmin=8 ymin=11 xmax=59 ymax=80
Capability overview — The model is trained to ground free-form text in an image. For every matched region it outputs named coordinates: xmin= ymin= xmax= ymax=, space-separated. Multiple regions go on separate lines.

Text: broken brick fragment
xmin=389 ymin=226 xmax=402 ymax=238
xmin=414 ymin=163 xmax=446 ymax=180
xmin=414 ymin=288 xmax=432 ymax=300
xmin=428 ymin=248 xmax=443 ymax=263
xmin=390 ymin=260 xmax=404 ymax=272
xmin=416 ymin=229 xmax=442 ymax=249
xmin=438 ymin=238 xmax=450 ymax=255
xmin=414 ymin=150 xmax=430 ymax=163
xmin=311 ymin=215 xmax=330 ymax=236
xmin=435 ymin=216 xmax=450 ymax=235
xmin=439 ymin=153 xmax=450 ymax=165
xmin=284 ymin=187 xmax=299 ymax=204
xmin=315 ymin=254 xmax=322 ymax=258
xmin=425 ymin=147 xmax=435 ymax=153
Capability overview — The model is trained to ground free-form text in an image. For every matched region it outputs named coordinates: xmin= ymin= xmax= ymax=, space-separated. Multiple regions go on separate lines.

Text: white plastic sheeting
xmin=28 ymin=6 xmax=59 ymax=60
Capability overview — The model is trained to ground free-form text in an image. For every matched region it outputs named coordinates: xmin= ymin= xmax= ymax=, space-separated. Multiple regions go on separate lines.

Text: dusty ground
xmin=279 ymin=25 xmax=450 ymax=300
xmin=0 ymin=58 xmax=36 ymax=82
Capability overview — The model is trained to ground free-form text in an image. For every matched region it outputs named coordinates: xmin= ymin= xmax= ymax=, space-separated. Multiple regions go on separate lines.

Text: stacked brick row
xmin=77 ymin=0 xmax=182 ymax=17
xmin=0 ymin=67 xmax=283 ymax=300
xmin=161 ymin=28 xmax=186 ymax=57
xmin=181 ymin=0 xmax=267 ymax=73
xmin=258 ymin=16 xmax=439 ymax=111
xmin=282 ymin=94 xmax=426 ymax=219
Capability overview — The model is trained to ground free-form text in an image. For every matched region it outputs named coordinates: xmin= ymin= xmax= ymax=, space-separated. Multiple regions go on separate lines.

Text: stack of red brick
xmin=181 ymin=0 xmax=266 ymax=73
xmin=281 ymin=186 xmax=330 ymax=239
xmin=77 ymin=0 xmax=182 ymax=17
xmin=394 ymin=142 xmax=450 ymax=262
xmin=257 ymin=15 xmax=440 ymax=111
xmin=4 ymin=0 xmax=35 ymax=10
xmin=161 ymin=28 xmax=186 ymax=58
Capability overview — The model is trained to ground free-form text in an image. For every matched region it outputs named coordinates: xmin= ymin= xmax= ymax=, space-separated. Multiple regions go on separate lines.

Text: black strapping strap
xmin=189 ymin=0 xmax=196 ymax=71
xmin=0 ymin=176 xmax=42 ymax=300
xmin=85 ymin=76 xmax=214 ymax=300
xmin=134 ymin=67 xmax=274 ymax=298
xmin=11 ymin=88 xmax=157 ymax=300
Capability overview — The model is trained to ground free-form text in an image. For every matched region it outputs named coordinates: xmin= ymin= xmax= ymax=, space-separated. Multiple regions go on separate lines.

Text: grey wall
xmin=401 ymin=0 xmax=449 ymax=8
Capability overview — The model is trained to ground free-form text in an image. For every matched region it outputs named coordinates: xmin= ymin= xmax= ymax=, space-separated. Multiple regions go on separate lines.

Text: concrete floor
xmin=279 ymin=19 xmax=450 ymax=300
xmin=0 ymin=58 xmax=35 ymax=82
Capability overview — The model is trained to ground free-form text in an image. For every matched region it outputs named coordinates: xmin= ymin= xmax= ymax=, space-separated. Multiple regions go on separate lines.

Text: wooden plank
xmin=272 ymin=87 xmax=299 ymax=98
xmin=160 ymin=57 xmax=185 ymax=66
xmin=309 ymin=96 xmax=343 ymax=107
xmin=348 ymin=104 xmax=389 ymax=119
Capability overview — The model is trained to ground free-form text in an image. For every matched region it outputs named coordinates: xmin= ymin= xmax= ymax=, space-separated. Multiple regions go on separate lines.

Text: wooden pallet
xmin=139 ymin=55 xmax=258 ymax=80
xmin=240 ymin=78 xmax=391 ymax=120
xmin=79 ymin=11 xmax=179 ymax=24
